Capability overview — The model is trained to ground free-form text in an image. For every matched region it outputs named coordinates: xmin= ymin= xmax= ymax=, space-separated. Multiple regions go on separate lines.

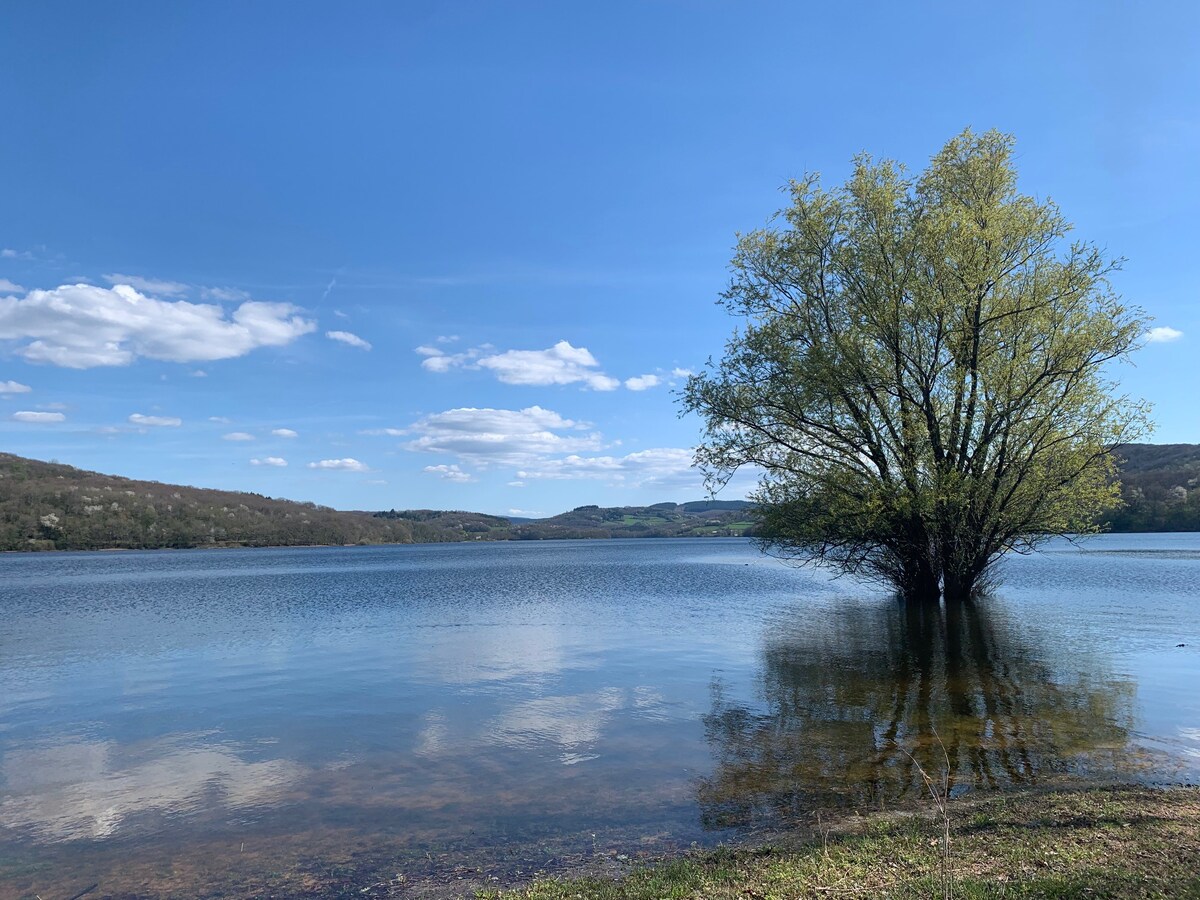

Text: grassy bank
xmin=480 ymin=786 xmax=1200 ymax=900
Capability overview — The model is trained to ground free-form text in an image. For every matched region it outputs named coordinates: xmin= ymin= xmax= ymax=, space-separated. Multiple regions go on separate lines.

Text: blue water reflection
xmin=0 ymin=536 xmax=1196 ymax=897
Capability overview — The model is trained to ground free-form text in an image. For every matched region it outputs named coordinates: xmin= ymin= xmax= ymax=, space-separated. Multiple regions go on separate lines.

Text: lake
xmin=1 ymin=535 xmax=1197 ymax=898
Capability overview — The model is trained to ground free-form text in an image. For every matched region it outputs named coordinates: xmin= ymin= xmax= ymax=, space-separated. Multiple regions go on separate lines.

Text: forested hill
xmin=373 ymin=500 xmax=756 ymax=541
xmin=0 ymin=453 xmax=754 ymax=551
xmin=1109 ymin=443 xmax=1200 ymax=531
xmin=2 ymin=444 xmax=1197 ymax=551
xmin=0 ymin=453 xmax=415 ymax=550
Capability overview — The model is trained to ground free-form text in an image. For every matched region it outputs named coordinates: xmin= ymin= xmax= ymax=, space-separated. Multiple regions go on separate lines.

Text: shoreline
xmin=469 ymin=784 xmax=1200 ymax=900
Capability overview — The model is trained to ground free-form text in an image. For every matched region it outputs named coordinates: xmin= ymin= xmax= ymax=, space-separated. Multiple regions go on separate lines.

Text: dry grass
xmin=480 ymin=786 xmax=1200 ymax=900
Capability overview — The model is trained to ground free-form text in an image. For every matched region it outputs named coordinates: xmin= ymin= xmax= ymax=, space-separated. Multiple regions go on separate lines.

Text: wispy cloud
xmin=129 ymin=413 xmax=182 ymax=427
xmin=424 ymin=463 xmax=474 ymax=483
xmin=271 ymin=428 xmax=299 ymax=438
xmin=0 ymin=380 xmax=32 ymax=394
xmin=103 ymin=273 xmax=190 ymax=297
xmin=12 ymin=410 xmax=64 ymax=423
xmin=307 ymin=458 xmax=369 ymax=472
xmin=200 ymin=286 xmax=251 ymax=302
xmin=0 ymin=278 xmax=24 ymax=293
xmin=223 ymin=432 xmax=256 ymax=441
xmin=326 ymin=330 xmax=372 ymax=350
xmin=250 ymin=457 xmax=288 ymax=467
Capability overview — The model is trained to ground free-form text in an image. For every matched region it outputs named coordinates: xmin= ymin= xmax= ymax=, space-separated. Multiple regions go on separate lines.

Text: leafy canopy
xmin=684 ymin=130 xmax=1150 ymax=600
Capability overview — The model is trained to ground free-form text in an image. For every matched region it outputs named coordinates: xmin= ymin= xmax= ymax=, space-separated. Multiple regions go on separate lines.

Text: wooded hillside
xmin=0 ymin=453 xmax=414 ymax=550
xmin=1108 ymin=443 xmax=1200 ymax=531
xmin=2 ymin=444 xmax=1197 ymax=551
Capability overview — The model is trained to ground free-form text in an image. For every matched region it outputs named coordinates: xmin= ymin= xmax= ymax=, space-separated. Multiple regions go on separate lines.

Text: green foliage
xmin=0 ymin=453 xmax=415 ymax=550
xmin=684 ymin=129 xmax=1150 ymax=600
xmin=0 ymin=454 xmax=761 ymax=551
xmin=1107 ymin=443 xmax=1200 ymax=531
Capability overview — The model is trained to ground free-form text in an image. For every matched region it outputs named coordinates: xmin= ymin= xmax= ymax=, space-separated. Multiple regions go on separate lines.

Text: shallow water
xmin=0 ymin=536 xmax=1197 ymax=898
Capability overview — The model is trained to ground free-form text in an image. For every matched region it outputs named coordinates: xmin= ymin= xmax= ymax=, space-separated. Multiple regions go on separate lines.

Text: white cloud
xmin=223 ymin=432 xmax=255 ymax=441
xmin=406 ymin=406 xmax=601 ymax=467
xmin=191 ymin=369 xmax=207 ymax=377
xmin=671 ymin=367 xmax=693 ymax=378
xmin=478 ymin=341 xmax=620 ymax=390
xmin=0 ymin=380 xmax=32 ymax=394
xmin=129 ymin=413 xmax=181 ymax=427
xmin=1146 ymin=326 xmax=1183 ymax=343
xmin=102 ymin=273 xmax=190 ymax=297
xmin=326 ymin=330 xmax=372 ymax=350
xmin=307 ymin=458 xmax=369 ymax=472
xmin=0 ymin=284 xmax=316 ymax=368
xmin=424 ymin=463 xmax=474 ymax=483
xmin=250 ymin=457 xmax=288 ymax=467
xmin=0 ymin=279 xmax=24 ymax=293
xmin=360 ymin=427 xmax=406 ymax=436
xmin=271 ymin=428 xmax=298 ymax=438
xmin=12 ymin=410 xmax=65 ymax=423
xmin=1 ymin=248 xmax=33 ymax=260
xmin=422 ymin=354 xmax=459 ymax=373
xmin=436 ymin=335 xmax=459 ymax=344
xmin=508 ymin=508 xmax=545 ymax=517
xmin=624 ymin=373 xmax=661 ymax=391
xmin=208 ymin=416 xmax=231 ymax=424
xmin=516 ymin=448 xmax=701 ymax=490
xmin=200 ymin=286 xmax=251 ymax=302
xmin=417 ymin=340 xmax=622 ymax=390
xmin=416 ymin=343 xmax=488 ymax=372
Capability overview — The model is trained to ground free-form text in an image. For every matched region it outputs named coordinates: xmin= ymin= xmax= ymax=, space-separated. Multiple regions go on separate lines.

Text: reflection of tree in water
xmin=699 ymin=600 xmax=1138 ymax=828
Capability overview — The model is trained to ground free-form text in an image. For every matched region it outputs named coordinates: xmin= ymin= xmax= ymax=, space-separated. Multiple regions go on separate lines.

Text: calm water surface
xmin=1 ymin=536 xmax=1197 ymax=897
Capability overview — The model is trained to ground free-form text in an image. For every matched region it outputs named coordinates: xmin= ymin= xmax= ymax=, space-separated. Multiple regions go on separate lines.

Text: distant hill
xmin=1108 ymin=443 xmax=1200 ymax=531
xmin=2 ymin=443 xmax=1197 ymax=551
xmin=372 ymin=501 xmax=756 ymax=541
xmin=0 ymin=453 xmax=416 ymax=551
xmin=0 ymin=453 xmax=756 ymax=551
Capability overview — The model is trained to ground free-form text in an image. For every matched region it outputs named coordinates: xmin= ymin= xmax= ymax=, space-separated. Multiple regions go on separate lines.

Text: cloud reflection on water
xmin=1 ymin=734 xmax=304 ymax=841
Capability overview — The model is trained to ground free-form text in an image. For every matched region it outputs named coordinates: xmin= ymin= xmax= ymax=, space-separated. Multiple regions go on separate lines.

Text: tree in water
xmin=684 ymin=130 xmax=1150 ymax=602
xmin=697 ymin=599 xmax=1137 ymax=828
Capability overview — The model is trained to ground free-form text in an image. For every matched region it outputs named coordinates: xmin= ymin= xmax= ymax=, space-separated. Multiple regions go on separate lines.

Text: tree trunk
xmin=942 ymin=563 xmax=982 ymax=606
xmin=898 ymin=551 xmax=942 ymax=605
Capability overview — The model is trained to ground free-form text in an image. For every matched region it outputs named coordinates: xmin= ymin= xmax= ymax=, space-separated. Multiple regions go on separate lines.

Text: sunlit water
xmin=1 ymin=536 xmax=1197 ymax=898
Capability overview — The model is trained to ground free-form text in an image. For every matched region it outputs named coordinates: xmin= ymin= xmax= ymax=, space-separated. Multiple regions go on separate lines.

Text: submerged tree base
xmin=484 ymin=786 xmax=1200 ymax=900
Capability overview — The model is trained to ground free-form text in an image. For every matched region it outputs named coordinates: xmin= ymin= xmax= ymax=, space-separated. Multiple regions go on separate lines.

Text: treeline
xmin=0 ymin=453 xmax=416 ymax=550
xmin=374 ymin=501 xmax=756 ymax=541
xmin=2 ymin=445 xmax=1197 ymax=552
xmin=1107 ymin=444 xmax=1200 ymax=532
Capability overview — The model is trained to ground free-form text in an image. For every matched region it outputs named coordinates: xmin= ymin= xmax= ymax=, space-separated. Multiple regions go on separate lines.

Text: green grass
xmin=479 ymin=787 xmax=1200 ymax=900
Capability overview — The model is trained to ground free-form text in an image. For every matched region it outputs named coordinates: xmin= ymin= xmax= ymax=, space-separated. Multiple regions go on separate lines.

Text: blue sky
xmin=1 ymin=1 xmax=1196 ymax=516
